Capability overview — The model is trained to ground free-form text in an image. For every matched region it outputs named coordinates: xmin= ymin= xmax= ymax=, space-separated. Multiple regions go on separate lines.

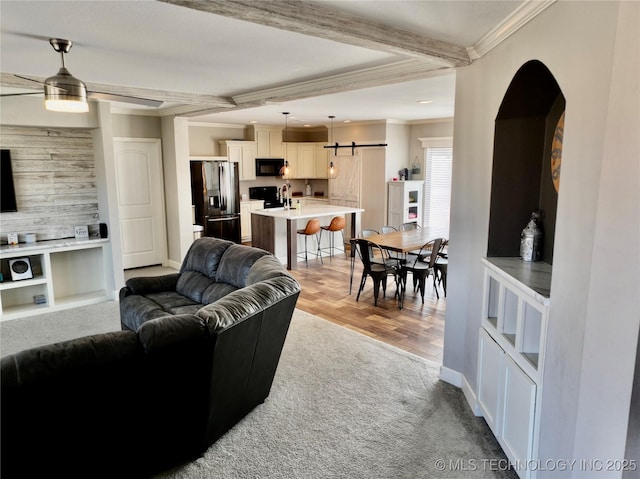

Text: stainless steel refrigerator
xmin=190 ymin=160 xmax=241 ymax=243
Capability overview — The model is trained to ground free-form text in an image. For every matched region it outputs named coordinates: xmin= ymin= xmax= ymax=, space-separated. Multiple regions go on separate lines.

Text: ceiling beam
xmin=158 ymin=0 xmax=471 ymax=67
xmin=174 ymin=59 xmax=453 ymax=118
xmin=0 ymin=72 xmax=236 ymax=108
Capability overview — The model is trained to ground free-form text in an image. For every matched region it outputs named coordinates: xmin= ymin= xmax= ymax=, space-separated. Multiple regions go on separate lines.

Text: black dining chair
xmin=434 ymin=238 xmax=448 ymax=297
xmin=399 ymin=238 xmax=442 ymax=308
xmin=378 ymin=225 xmax=403 ymax=262
xmin=354 ymin=238 xmax=399 ymax=306
xmin=359 ymin=229 xmax=382 ymax=265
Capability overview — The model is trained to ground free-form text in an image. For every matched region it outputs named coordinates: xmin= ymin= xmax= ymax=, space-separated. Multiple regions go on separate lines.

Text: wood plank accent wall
xmin=0 ymin=126 xmax=100 ymax=243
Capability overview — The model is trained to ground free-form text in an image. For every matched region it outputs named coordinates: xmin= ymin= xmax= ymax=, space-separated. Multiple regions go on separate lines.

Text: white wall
xmin=409 ymin=119 xmax=454 ymax=181
xmin=444 ymin=1 xmax=639 ymax=475
xmin=161 ymin=116 xmax=193 ymax=268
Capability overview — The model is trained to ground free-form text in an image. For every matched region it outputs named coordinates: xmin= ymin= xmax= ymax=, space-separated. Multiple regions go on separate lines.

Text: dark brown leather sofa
xmin=1 ymin=238 xmax=300 ymax=478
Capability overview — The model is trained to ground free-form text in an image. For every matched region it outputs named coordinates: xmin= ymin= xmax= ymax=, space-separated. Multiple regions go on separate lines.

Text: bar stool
xmin=297 ymin=218 xmax=322 ymax=267
xmin=320 ymin=216 xmax=347 ymax=261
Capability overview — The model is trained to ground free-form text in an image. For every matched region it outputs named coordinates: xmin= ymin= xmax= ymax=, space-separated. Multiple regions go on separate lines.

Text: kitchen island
xmin=251 ymin=205 xmax=364 ymax=270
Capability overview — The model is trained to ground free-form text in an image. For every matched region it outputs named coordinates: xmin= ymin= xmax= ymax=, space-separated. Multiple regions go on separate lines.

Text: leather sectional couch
xmin=1 ymin=238 xmax=301 ymax=478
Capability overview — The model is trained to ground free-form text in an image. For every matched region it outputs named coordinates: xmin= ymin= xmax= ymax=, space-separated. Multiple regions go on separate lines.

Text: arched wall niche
xmin=487 ymin=59 xmax=565 ymax=264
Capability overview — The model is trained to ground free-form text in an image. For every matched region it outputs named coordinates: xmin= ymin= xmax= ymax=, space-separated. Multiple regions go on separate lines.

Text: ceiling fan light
xmin=44 ymin=67 xmax=89 ymax=113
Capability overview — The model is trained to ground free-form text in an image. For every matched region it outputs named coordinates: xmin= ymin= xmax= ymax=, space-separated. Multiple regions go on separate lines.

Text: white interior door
xmin=113 ymin=139 xmax=167 ymax=269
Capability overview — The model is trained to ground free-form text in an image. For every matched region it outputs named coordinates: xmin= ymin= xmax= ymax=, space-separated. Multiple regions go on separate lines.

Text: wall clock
xmin=9 ymin=257 xmax=33 ymax=281
xmin=551 ymin=112 xmax=564 ymax=193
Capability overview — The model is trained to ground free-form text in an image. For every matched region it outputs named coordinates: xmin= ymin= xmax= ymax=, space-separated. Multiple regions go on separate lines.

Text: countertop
xmin=482 ymin=257 xmax=551 ymax=304
xmin=251 ymin=204 xmax=364 ymax=221
xmin=0 ymin=237 xmax=109 ymax=256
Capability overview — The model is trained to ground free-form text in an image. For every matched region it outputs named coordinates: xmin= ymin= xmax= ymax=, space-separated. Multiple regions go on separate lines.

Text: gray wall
xmin=444 ymin=1 xmax=639 ymax=475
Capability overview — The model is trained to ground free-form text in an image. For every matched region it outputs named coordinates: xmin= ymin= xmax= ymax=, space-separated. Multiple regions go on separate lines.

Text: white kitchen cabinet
xmin=219 ymin=140 xmax=257 ymax=181
xmin=251 ymin=126 xmax=283 ymax=158
xmin=285 ymin=143 xmax=315 ymax=179
xmin=477 ymin=258 xmax=550 ymax=479
xmin=0 ymin=239 xmax=112 ymax=321
xmin=387 ymin=180 xmax=424 ymax=228
xmin=315 ymin=144 xmax=329 ymax=179
xmin=240 ymin=200 xmax=264 ymax=242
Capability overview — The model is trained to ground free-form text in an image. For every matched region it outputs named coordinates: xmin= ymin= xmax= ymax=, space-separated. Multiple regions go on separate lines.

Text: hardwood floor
xmin=289 ymin=252 xmax=446 ymax=363
xmin=125 ymin=250 xmax=446 ymax=363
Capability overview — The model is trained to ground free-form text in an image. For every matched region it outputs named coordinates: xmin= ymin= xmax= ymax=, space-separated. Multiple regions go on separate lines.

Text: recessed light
xmin=249 ymin=120 xmax=258 ymax=124
xmin=417 ymin=100 xmax=433 ymax=104
xmin=343 ymin=120 xmax=351 ymax=123
xmin=303 ymin=124 xmax=311 ymax=128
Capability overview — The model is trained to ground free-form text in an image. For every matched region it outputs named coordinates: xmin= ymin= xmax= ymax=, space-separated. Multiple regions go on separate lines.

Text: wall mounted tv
xmin=1 ymin=149 xmax=18 ymax=213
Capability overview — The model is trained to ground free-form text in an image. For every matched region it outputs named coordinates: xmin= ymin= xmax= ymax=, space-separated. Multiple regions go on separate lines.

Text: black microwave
xmin=255 ymin=158 xmax=284 ymax=177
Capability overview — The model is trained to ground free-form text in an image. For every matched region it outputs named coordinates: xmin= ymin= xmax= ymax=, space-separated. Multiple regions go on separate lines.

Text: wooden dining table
xmin=350 ymin=226 xmax=448 ymax=308
xmin=364 ymin=226 xmax=448 ymax=254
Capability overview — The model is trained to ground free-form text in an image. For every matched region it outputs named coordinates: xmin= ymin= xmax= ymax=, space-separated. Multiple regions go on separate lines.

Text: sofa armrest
xmin=123 ymin=273 xmax=180 ymax=296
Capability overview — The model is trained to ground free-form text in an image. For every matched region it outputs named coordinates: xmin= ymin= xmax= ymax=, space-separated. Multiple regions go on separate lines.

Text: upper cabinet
xmin=249 ymin=126 xmax=283 ymax=158
xmin=284 ymin=142 xmax=328 ymax=179
xmin=218 ymin=140 xmax=257 ymax=181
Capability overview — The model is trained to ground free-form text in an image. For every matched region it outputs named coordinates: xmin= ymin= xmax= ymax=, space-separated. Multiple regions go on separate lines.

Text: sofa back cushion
xmin=246 ymin=254 xmax=291 ymax=285
xmin=180 ymin=238 xmax=233 ymax=277
xmin=176 ymin=238 xmax=234 ymax=302
xmin=215 ymin=244 xmax=270 ymax=289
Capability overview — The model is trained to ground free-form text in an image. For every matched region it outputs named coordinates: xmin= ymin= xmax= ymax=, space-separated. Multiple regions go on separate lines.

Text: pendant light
xmin=279 ymin=112 xmax=292 ymax=179
xmin=328 ymin=115 xmax=338 ymax=179
xmin=44 ymin=39 xmax=89 ymax=113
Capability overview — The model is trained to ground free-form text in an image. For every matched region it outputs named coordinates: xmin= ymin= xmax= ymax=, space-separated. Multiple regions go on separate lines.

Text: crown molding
xmin=468 ymin=0 xmax=556 ymax=60
xmin=233 ymin=60 xmax=452 ymax=106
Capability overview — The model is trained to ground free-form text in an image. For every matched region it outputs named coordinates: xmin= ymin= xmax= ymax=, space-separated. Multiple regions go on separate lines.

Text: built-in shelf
xmin=478 ymin=257 xmax=550 ymax=479
xmin=0 ymin=238 xmax=112 ymax=321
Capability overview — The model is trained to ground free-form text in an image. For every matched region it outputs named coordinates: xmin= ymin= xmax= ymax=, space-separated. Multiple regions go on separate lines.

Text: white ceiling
xmin=0 ymin=0 xmax=546 ymax=127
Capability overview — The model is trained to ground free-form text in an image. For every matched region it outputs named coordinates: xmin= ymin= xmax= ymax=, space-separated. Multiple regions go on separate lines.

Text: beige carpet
xmin=1 ymin=302 xmax=516 ymax=478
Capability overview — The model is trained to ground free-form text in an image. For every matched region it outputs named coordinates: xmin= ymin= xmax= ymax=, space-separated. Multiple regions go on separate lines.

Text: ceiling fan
xmin=1 ymin=38 xmax=163 ymax=112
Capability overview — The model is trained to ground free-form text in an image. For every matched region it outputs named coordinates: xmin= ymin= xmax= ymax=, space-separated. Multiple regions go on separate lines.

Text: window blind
xmin=424 ymin=147 xmax=452 ymax=229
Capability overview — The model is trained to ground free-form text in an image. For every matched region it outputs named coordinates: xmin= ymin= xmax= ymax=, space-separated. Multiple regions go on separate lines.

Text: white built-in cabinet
xmin=477 ymin=257 xmax=551 ymax=479
xmin=387 ymin=180 xmax=424 ymax=228
xmin=240 ymin=200 xmax=264 ymax=242
xmin=0 ymin=239 xmax=112 ymax=321
xmin=218 ymin=140 xmax=257 ymax=181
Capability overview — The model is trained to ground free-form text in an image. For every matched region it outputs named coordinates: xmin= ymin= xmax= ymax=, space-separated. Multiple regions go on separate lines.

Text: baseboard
xmin=462 ymin=375 xmax=482 ymax=416
xmin=439 ymin=366 xmax=482 ymax=416
xmin=165 ymin=259 xmax=182 ymax=270
xmin=439 ymin=365 xmax=462 ymax=387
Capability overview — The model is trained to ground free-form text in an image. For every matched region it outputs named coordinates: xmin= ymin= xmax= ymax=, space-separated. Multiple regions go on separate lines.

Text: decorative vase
xmin=520 ymin=211 xmax=543 ymax=262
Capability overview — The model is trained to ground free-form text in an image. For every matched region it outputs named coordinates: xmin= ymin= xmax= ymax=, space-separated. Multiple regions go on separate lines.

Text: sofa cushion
xmin=215 ymin=244 xmax=270 ymax=289
xmin=120 ymin=295 xmax=176 ymax=331
xmin=180 ymin=237 xmax=233 ymax=277
xmin=175 ymin=271 xmax=216 ymax=303
xmin=201 ymin=282 xmax=239 ymax=304
xmin=246 ymin=255 xmax=291 ymax=285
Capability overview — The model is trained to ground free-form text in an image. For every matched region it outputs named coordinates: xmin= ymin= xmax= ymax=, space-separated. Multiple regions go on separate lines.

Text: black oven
xmin=255 ymin=158 xmax=284 ymax=177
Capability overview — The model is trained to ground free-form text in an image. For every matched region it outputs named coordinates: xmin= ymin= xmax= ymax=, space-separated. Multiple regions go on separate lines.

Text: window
xmin=423 ymin=145 xmax=452 ymax=230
